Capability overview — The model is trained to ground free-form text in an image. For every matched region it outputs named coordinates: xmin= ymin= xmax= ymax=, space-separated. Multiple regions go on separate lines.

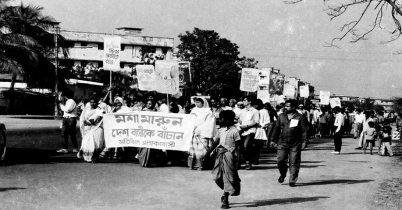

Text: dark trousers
xmin=61 ymin=118 xmax=78 ymax=150
xmin=333 ymin=126 xmax=344 ymax=152
xmin=277 ymin=142 xmax=302 ymax=184
xmin=320 ymin=123 xmax=327 ymax=137
xmin=266 ymin=123 xmax=275 ymax=149
xmin=252 ymin=140 xmax=264 ymax=164
xmin=239 ymin=133 xmax=255 ymax=166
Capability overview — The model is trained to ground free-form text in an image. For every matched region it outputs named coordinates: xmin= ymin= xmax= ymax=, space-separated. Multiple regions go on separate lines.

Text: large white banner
xmin=103 ymin=36 xmax=121 ymax=70
xmin=320 ymin=91 xmax=330 ymax=105
xmin=299 ymin=85 xmax=310 ymax=98
xmin=136 ymin=65 xmax=156 ymax=91
xmin=104 ymin=111 xmax=196 ymax=151
xmin=155 ymin=60 xmax=180 ymax=94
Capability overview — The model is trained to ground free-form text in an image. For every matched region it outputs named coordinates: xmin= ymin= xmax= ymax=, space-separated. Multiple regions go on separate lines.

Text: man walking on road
xmin=332 ymin=106 xmax=344 ymax=154
xmin=238 ymin=96 xmax=259 ymax=170
xmin=271 ymin=99 xmax=309 ymax=187
xmin=57 ymin=90 xmax=78 ymax=153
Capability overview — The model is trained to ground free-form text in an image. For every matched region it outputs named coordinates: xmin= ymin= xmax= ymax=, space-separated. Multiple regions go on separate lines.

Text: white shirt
xmin=233 ymin=107 xmax=242 ymax=119
xmin=60 ymin=99 xmax=77 ymax=118
xmin=334 ymin=113 xmax=344 ymax=127
xmin=239 ymin=107 xmax=260 ymax=136
xmin=354 ymin=113 xmax=364 ymax=124
xmin=159 ymin=103 xmax=169 ymax=113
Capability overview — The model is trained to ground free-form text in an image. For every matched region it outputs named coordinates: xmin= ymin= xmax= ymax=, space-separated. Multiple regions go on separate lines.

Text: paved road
xmin=0 ymin=118 xmax=400 ymax=210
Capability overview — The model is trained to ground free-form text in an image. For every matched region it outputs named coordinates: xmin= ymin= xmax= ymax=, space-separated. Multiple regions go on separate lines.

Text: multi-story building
xmin=58 ymin=27 xmax=175 ymax=74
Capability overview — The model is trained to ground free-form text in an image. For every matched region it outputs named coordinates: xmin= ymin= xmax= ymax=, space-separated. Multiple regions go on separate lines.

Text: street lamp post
xmin=54 ymin=26 xmax=60 ymax=119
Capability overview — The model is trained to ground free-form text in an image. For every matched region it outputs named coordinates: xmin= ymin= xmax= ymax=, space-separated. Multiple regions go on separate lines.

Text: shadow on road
xmin=231 ymin=196 xmax=330 ymax=207
xmin=0 ymin=187 xmax=26 ymax=192
xmin=2 ymin=148 xmax=83 ymax=166
xmin=297 ymin=179 xmax=374 ymax=186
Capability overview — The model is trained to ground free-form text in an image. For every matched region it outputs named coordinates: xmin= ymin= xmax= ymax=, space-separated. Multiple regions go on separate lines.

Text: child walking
xmin=205 ymin=110 xmax=241 ymax=209
xmin=379 ymin=120 xmax=394 ymax=156
xmin=364 ymin=121 xmax=377 ymax=155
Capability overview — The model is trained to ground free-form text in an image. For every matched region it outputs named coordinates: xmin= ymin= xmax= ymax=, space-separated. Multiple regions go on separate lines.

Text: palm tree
xmin=0 ymin=3 xmax=68 ymax=113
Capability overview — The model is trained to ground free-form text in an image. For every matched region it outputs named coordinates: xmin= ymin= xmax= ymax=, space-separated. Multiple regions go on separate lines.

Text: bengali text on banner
xmin=103 ymin=111 xmax=196 ymax=151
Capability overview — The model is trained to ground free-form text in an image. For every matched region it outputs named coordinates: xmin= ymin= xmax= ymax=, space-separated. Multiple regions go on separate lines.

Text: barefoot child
xmin=205 ymin=110 xmax=241 ymax=209
xmin=363 ymin=121 xmax=376 ymax=155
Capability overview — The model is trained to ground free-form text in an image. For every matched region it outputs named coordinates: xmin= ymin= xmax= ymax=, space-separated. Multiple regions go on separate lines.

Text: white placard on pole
xmin=103 ymin=36 xmax=121 ymax=71
xmin=319 ymin=91 xmax=330 ymax=105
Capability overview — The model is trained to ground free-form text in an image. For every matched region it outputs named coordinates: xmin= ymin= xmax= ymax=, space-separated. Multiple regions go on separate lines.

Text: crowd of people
xmin=56 ymin=90 xmax=400 ymax=209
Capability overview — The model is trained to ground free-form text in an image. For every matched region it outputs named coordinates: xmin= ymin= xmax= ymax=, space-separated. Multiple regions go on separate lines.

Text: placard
xmin=104 ymin=111 xmax=196 ymax=151
xmin=240 ymin=68 xmax=259 ymax=92
xmin=178 ymin=62 xmax=191 ymax=86
xmin=283 ymin=77 xmax=298 ymax=99
xmin=103 ymin=36 xmax=121 ymax=70
xmin=155 ymin=60 xmax=180 ymax=94
xmin=300 ymin=85 xmax=310 ymax=98
xmin=136 ymin=65 xmax=156 ymax=91
xmin=330 ymin=97 xmax=342 ymax=108
xmin=320 ymin=91 xmax=330 ymax=105
xmin=269 ymin=72 xmax=285 ymax=96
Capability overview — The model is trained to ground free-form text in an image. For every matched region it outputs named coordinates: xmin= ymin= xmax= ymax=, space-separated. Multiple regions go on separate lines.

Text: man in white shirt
xmin=353 ymin=109 xmax=364 ymax=141
xmin=332 ymin=106 xmax=344 ymax=154
xmin=57 ymin=90 xmax=78 ymax=153
xmin=238 ymin=96 xmax=260 ymax=170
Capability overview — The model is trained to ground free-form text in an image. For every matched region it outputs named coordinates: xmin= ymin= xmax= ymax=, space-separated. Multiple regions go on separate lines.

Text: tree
xmin=0 ymin=2 xmax=68 ymax=113
xmin=177 ymin=28 xmax=258 ymax=98
xmin=285 ymin=0 xmax=402 ymax=47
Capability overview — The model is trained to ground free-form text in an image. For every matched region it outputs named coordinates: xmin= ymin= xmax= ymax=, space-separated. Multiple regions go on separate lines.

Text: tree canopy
xmin=0 ymin=2 xmax=69 ymax=90
xmin=177 ymin=28 xmax=258 ymax=98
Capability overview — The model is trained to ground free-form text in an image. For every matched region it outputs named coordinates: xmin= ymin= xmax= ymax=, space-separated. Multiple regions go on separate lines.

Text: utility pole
xmin=54 ymin=26 xmax=60 ymax=119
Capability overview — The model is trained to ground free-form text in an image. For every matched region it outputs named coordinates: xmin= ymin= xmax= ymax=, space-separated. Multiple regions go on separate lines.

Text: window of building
xmin=162 ymin=48 xmax=168 ymax=54
xmin=98 ymin=61 xmax=103 ymax=68
xmin=121 ymin=44 xmax=125 ymax=51
xmin=81 ymin=42 xmax=87 ymax=47
xmin=120 ymin=62 xmax=124 ymax=69
xmin=98 ymin=43 xmax=104 ymax=50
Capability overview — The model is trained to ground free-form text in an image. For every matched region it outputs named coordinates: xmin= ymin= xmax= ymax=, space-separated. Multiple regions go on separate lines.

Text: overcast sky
xmin=14 ymin=0 xmax=402 ymax=99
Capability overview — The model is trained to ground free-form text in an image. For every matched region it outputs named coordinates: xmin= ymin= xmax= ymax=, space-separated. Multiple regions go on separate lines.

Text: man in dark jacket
xmin=271 ymin=99 xmax=309 ymax=187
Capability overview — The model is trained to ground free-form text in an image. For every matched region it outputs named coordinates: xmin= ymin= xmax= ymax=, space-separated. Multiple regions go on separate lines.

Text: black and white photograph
xmin=1 ymin=0 xmax=402 ymax=209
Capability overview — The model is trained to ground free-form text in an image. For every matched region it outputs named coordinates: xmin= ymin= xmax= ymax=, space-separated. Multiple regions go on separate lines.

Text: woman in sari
xmin=188 ymin=98 xmax=217 ymax=170
xmin=100 ymin=97 xmax=130 ymax=160
xmin=137 ymin=100 xmax=159 ymax=167
xmin=78 ymin=97 xmax=105 ymax=163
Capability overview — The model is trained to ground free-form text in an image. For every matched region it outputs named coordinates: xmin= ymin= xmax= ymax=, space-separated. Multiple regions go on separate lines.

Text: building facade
xmin=58 ymin=27 xmax=175 ymax=75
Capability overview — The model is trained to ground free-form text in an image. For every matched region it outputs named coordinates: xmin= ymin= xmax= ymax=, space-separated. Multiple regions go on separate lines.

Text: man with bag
xmin=271 ymin=99 xmax=309 ymax=187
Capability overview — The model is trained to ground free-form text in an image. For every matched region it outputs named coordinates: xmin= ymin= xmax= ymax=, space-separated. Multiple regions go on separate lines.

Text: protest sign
xmin=155 ymin=60 xmax=180 ymax=94
xmin=269 ymin=72 xmax=285 ymax=96
xmin=103 ymin=36 xmax=121 ymax=70
xmin=104 ymin=111 xmax=196 ymax=151
xmin=300 ymin=85 xmax=310 ymax=98
xmin=330 ymin=97 xmax=342 ymax=108
xmin=257 ymin=68 xmax=271 ymax=103
xmin=320 ymin=91 xmax=330 ymax=105
xmin=178 ymin=62 xmax=191 ymax=86
xmin=283 ymin=77 xmax=298 ymax=98
xmin=240 ymin=68 xmax=259 ymax=92
xmin=136 ymin=65 xmax=156 ymax=91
